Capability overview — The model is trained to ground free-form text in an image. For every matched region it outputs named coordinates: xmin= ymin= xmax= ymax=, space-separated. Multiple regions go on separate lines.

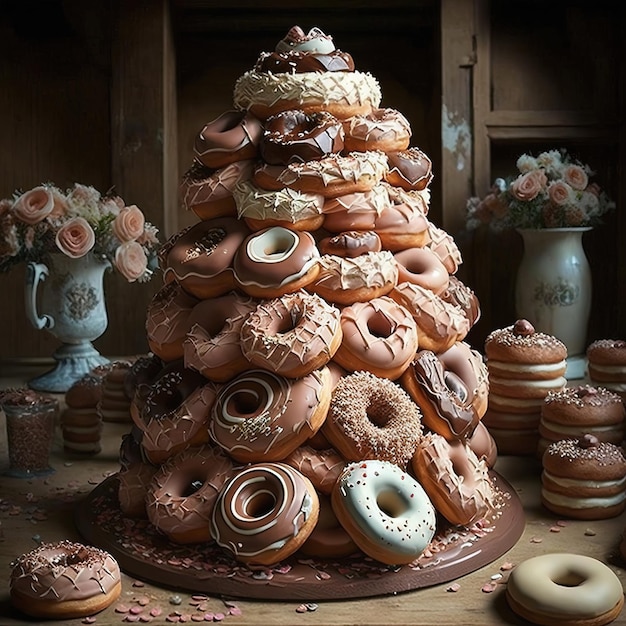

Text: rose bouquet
xmin=465 ymin=149 xmax=615 ymax=232
xmin=0 ymin=183 xmax=159 ymax=281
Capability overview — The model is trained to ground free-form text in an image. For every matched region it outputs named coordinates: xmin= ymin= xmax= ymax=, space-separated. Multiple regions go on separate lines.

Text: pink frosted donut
xmin=394 ymin=247 xmax=450 ymax=295
xmin=183 ymin=292 xmax=257 ymax=383
xmin=333 ymin=296 xmax=419 ymax=380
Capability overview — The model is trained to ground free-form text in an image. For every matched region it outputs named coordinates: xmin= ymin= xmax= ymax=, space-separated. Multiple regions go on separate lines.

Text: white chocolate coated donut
xmin=506 ymin=553 xmax=624 ymax=626
xmin=331 ymin=459 xmax=436 ymax=565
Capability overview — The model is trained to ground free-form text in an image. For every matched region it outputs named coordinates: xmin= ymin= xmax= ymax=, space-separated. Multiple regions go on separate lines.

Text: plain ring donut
xmin=506 ymin=553 xmax=624 ymax=626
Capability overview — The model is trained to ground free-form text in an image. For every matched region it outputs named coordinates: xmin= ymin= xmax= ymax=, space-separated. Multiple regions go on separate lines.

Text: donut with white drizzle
xmin=211 ymin=462 xmax=319 ymax=566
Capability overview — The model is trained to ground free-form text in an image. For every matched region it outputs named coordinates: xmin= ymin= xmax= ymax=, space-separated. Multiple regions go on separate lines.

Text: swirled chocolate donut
xmin=261 ymin=110 xmax=345 ymax=165
xmin=208 ymin=367 xmax=332 ymax=463
xmin=233 ymin=226 xmax=320 ymax=299
xmin=194 ymin=110 xmax=263 ymax=169
xmin=163 ymin=217 xmax=251 ymax=300
xmin=211 ymin=462 xmax=319 ymax=566
xmin=10 ymin=541 xmax=121 ymax=619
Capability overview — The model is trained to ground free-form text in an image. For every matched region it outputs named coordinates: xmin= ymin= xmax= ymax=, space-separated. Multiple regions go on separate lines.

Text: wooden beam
xmin=439 ymin=0 xmax=476 ymax=236
xmin=109 ymin=0 xmax=178 ymax=355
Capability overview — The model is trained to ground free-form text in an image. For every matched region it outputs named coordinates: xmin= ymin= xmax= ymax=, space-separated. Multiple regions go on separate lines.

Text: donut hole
xmin=444 ymin=371 xmax=469 ymax=403
xmin=248 ymin=228 xmax=297 ymax=263
xmin=274 ymin=304 xmax=304 ymax=334
xmin=377 ymin=488 xmax=409 ymax=518
xmin=367 ymin=311 xmax=395 ymax=339
xmin=243 ymin=490 xmax=277 ymax=519
xmin=182 ymin=479 xmax=204 ymax=498
xmin=552 ymin=570 xmax=587 ymax=587
xmin=226 ymin=390 xmax=261 ymax=416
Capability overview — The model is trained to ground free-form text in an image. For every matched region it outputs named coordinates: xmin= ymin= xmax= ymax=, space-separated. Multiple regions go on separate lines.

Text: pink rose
xmin=510 ymin=170 xmax=547 ymax=202
xmin=55 ymin=217 xmax=96 ymax=258
xmin=562 ymin=164 xmax=588 ymax=191
xmin=112 ymin=205 xmax=145 ymax=242
xmin=483 ymin=192 xmax=508 ymax=218
xmin=548 ymin=181 xmax=574 ymax=206
xmin=12 ymin=186 xmax=55 ymax=225
xmin=114 ymin=241 xmax=147 ymax=282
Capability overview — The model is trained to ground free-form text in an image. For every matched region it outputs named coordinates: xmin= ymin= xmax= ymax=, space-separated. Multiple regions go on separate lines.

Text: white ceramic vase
xmin=515 ymin=227 xmax=592 ymax=378
xmin=25 ymin=252 xmax=111 ymax=392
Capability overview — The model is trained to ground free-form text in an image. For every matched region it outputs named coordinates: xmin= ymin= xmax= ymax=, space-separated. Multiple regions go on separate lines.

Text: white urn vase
xmin=515 ymin=227 xmax=592 ymax=379
xmin=25 ymin=252 xmax=111 ymax=392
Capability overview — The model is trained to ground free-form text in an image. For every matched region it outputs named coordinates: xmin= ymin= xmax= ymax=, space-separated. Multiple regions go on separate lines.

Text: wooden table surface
xmin=1 ymin=362 xmax=626 ymax=625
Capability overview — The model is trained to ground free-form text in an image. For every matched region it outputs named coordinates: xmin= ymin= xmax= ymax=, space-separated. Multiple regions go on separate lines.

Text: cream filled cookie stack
xmin=483 ymin=319 xmax=567 ymax=456
xmin=107 ymin=25 xmax=501 ymax=572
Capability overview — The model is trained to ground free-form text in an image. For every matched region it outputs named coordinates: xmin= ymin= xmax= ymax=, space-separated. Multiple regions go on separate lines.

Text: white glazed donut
xmin=506 ymin=553 xmax=624 ymax=626
xmin=331 ymin=459 xmax=436 ymax=565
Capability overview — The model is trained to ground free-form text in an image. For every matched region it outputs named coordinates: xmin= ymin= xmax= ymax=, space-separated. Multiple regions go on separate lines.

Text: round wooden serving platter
xmin=75 ymin=472 xmax=524 ymax=601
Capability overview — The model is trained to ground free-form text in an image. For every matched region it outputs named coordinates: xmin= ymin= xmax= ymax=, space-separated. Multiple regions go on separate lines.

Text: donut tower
xmin=121 ymin=26 xmax=499 ymax=570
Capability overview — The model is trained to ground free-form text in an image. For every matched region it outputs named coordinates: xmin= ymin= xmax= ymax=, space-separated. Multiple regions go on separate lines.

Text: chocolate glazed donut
xmin=261 ymin=110 xmax=345 ymax=165
xmin=401 ymin=350 xmax=480 ymax=442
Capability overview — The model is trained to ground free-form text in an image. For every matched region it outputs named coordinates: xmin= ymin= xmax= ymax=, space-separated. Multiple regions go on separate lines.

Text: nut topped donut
xmin=233 ymin=226 xmax=320 ymax=299
xmin=538 ymin=385 xmax=626 ymax=456
xmin=194 ymin=110 xmax=263 ymax=169
xmin=261 ymin=109 xmax=345 ymax=165
xmin=10 ymin=541 xmax=121 ymax=619
xmin=240 ymin=291 xmax=342 ymax=379
xmin=541 ymin=435 xmax=626 ymax=520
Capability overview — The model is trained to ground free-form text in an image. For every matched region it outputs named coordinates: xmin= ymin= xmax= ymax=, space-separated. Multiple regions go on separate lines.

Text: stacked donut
xmin=119 ymin=26 xmax=499 ymax=568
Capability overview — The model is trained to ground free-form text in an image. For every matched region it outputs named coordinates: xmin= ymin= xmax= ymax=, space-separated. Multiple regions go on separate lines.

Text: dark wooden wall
xmin=0 ymin=0 xmax=623 ymax=362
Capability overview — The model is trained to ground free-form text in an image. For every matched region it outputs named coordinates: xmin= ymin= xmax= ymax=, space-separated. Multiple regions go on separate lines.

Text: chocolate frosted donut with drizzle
xmin=208 ymin=367 xmax=331 ymax=463
xmin=211 ymin=462 xmax=319 ymax=566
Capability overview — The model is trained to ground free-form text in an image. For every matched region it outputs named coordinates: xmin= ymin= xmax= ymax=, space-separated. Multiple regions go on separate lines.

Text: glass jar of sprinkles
xmin=1 ymin=387 xmax=59 ymax=478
